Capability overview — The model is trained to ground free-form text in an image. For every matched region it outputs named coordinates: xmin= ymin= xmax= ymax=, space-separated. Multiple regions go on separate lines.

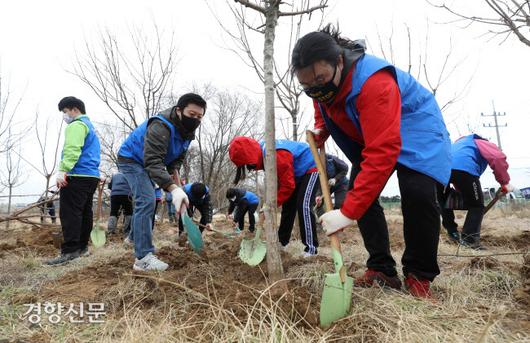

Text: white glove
xmin=56 ymin=171 xmax=68 ymax=188
xmin=171 ymin=187 xmax=189 ymax=214
xmin=310 ymin=128 xmax=322 ymax=136
xmin=501 ymin=183 xmax=515 ymax=193
xmin=318 ymin=209 xmax=355 ymax=236
xmin=328 ymin=178 xmax=336 ymax=187
xmin=228 ymin=214 xmax=234 ymax=220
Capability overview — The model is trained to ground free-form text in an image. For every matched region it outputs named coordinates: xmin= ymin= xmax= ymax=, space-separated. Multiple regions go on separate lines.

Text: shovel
xmin=238 ymin=212 xmax=266 ymax=266
xmin=173 ymin=172 xmax=204 ymax=254
xmin=306 ymin=130 xmax=353 ymax=328
xmin=484 ymin=188 xmax=503 ymax=214
xmin=90 ymin=180 xmax=106 ymax=248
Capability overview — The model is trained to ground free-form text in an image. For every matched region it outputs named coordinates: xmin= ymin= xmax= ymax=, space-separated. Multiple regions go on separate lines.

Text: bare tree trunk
xmin=263 ymin=3 xmax=283 ymax=281
xmin=291 ymin=109 xmax=298 ymax=141
xmin=6 ymin=186 xmax=12 ymax=229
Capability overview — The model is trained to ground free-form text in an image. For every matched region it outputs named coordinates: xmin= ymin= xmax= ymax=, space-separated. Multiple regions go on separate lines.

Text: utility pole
xmin=481 ymin=101 xmax=507 ymax=150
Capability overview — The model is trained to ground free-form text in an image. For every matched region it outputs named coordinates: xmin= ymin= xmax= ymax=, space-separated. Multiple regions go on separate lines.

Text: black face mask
xmin=180 ymin=114 xmax=201 ymax=132
xmin=304 ymin=65 xmax=339 ymax=103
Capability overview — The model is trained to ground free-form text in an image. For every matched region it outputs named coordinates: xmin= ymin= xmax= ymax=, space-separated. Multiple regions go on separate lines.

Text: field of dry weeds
xmin=0 ymin=206 xmax=528 ymax=342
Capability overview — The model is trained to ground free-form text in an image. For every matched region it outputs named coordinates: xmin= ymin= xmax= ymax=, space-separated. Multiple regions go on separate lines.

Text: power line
xmin=481 ymin=101 xmax=507 ymax=150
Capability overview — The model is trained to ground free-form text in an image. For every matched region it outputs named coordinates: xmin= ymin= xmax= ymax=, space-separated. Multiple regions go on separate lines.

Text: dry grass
xmin=0 ymin=209 xmax=529 ymax=342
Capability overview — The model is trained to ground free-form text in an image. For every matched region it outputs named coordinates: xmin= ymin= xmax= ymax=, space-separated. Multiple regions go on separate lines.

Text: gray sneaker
xmin=45 ymin=251 xmax=80 ymax=266
xmin=133 ymin=253 xmax=168 ymax=271
xmin=78 ymin=246 xmax=90 ymax=257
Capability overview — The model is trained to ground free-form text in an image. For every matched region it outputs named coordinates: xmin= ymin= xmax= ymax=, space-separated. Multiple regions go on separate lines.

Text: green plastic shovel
xmin=181 ymin=212 xmax=204 ymax=254
xmin=307 ymin=130 xmax=353 ymax=327
xmin=239 ymin=227 xmax=266 ymax=266
xmin=90 ymin=180 xmax=106 ymax=248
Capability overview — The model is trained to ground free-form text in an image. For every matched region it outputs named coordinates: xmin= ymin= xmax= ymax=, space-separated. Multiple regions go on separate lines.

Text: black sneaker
xmin=45 ymin=251 xmax=80 ymax=266
xmin=460 ymin=239 xmax=486 ymax=251
xmin=447 ymin=231 xmax=460 ymax=243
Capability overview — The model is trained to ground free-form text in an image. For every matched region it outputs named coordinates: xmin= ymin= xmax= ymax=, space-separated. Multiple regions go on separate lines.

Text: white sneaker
xmin=133 ymin=253 xmax=168 ymax=271
xmin=302 ymin=252 xmax=317 ymax=258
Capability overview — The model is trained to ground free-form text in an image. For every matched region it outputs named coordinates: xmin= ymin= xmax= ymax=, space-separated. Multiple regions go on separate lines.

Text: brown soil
xmin=481 ymin=230 xmax=530 ymax=250
xmin=0 ymin=226 xmax=58 ymax=257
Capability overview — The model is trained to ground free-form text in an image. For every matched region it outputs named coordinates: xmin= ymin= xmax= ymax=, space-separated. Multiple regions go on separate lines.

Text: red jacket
xmin=229 ymin=136 xmax=314 ymax=206
xmin=314 ymin=68 xmax=402 ymax=220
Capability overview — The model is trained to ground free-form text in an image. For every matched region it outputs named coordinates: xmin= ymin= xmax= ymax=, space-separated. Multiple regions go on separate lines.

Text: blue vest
xmin=118 ymin=115 xmax=191 ymax=167
xmin=110 ymin=173 xmax=131 ymax=196
xmin=260 ymin=140 xmax=316 ymax=178
xmin=67 ymin=116 xmax=100 ymax=177
xmin=451 ymin=134 xmax=488 ymax=177
xmin=319 ymin=54 xmax=451 ymax=185
xmin=183 ymin=183 xmax=209 ymax=205
xmin=242 ymin=191 xmax=259 ymax=205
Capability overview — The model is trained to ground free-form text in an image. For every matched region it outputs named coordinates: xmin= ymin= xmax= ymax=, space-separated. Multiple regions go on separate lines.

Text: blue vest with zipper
xmin=67 ymin=116 xmax=100 ymax=177
xmin=184 ymin=183 xmax=209 ymax=205
xmin=451 ymin=134 xmax=488 ymax=177
xmin=118 ymin=115 xmax=191 ymax=167
xmin=318 ymin=54 xmax=451 ymax=185
xmin=259 ymin=140 xmax=316 ymax=179
xmin=242 ymin=191 xmax=259 ymax=205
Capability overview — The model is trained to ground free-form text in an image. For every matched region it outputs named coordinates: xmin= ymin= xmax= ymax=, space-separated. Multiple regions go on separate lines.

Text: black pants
xmin=441 ymin=170 xmax=484 ymax=244
xmin=59 ymin=176 xmax=99 ymax=254
xmin=178 ymin=203 xmax=208 ymax=235
xmin=331 ymin=179 xmax=348 ymax=209
xmin=353 ymin=164 xmax=442 ymax=281
xmin=40 ymin=204 xmax=56 ymax=223
xmin=278 ymin=172 xmax=320 ymax=254
xmin=233 ymin=199 xmax=258 ymax=232
xmin=110 ymin=195 xmax=133 ymax=216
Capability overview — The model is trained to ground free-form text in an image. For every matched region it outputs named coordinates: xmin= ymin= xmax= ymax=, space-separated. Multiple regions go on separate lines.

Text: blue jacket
xmin=67 ymin=116 xmax=100 ymax=177
xmin=260 ymin=140 xmax=316 ymax=179
xmin=242 ymin=191 xmax=260 ymax=205
xmin=118 ymin=115 xmax=191 ymax=167
xmin=318 ymin=54 xmax=451 ymax=185
xmin=109 ymin=172 xmax=131 ymax=197
xmin=451 ymin=134 xmax=489 ymax=177
xmin=183 ymin=183 xmax=210 ymax=206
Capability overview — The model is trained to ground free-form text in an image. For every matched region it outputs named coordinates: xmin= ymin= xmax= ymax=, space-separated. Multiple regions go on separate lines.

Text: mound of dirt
xmin=31 ymin=232 xmax=325 ymax=332
xmin=481 ymin=230 xmax=530 ymax=250
xmin=0 ymin=226 xmax=58 ymax=257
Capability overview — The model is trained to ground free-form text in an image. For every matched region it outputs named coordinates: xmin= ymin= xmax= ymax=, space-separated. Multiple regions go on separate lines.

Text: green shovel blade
xmin=182 ymin=212 xmax=204 ymax=254
xmin=319 ymin=248 xmax=353 ymax=327
xmin=238 ymin=228 xmax=266 ymax=266
xmin=90 ymin=223 xmax=106 ymax=248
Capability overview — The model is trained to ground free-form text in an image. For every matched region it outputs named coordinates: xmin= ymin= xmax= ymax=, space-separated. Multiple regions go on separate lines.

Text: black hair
xmin=291 ymin=23 xmax=359 ymax=72
xmin=226 ymin=188 xmax=236 ymax=199
xmin=176 ymin=93 xmax=207 ymax=114
xmin=233 ymin=166 xmax=246 ymax=185
xmin=58 ymin=96 xmax=86 ymax=114
xmin=190 ymin=182 xmax=207 ymax=199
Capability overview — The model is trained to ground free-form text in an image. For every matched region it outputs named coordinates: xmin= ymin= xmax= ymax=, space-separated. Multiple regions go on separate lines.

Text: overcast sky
xmin=0 ymin=0 xmax=529 ymax=204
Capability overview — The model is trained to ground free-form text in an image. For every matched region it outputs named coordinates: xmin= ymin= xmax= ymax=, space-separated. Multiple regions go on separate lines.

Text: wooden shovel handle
xmin=96 ymin=180 xmax=104 ymax=221
xmin=306 ymin=131 xmax=345 ymax=281
xmin=484 ymin=188 xmax=503 ymax=214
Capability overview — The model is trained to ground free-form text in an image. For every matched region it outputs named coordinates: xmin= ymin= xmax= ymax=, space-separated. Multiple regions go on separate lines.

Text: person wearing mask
xmin=46 ymin=97 xmax=101 ymax=265
xmin=117 ymin=93 xmax=207 ymax=271
xmin=291 ymin=25 xmax=451 ymax=298
xmin=226 ymin=187 xmax=260 ymax=233
xmin=178 ymin=182 xmax=213 ymax=235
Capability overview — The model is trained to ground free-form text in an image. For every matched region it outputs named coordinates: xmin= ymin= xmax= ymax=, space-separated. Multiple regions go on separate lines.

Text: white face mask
xmin=63 ymin=113 xmax=75 ymax=124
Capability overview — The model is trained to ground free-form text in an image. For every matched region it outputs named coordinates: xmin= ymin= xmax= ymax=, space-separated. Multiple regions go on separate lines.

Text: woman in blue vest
xmin=291 ymin=25 xmax=451 ymax=298
xmin=226 ymin=187 xmax=260 ymax=233
xmin=229 ymin=136 xmax=320 ymax=257
xmin=178 ymin=182 xmax=213 ymax=235
xmin=46 ymin=97 xmax=101 ymax=265
xmin=117 ymin=93 xmax=207 ymax=271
